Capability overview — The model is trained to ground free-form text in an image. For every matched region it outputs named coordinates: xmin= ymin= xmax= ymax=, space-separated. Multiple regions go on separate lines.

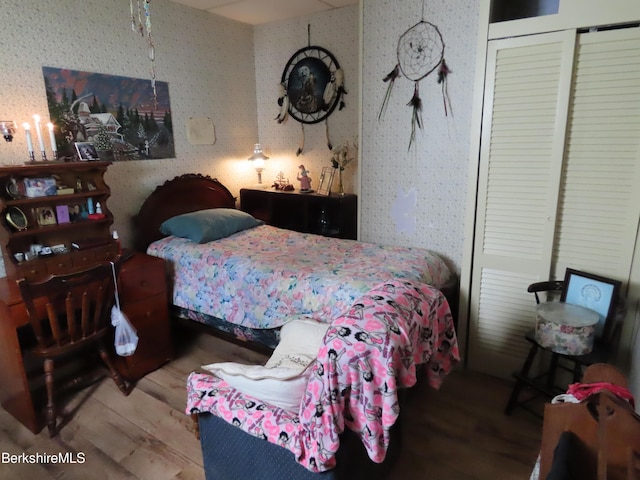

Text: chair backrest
xmin=527 ymin=280 xmax=564 ymax=304
xmin=17 ymin=262 xmax=119 ymax=356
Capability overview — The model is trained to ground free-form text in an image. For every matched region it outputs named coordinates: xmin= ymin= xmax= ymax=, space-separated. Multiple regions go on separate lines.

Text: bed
xmin=134 ymin=173 xmax=458 ymax=350
xmin=134 ymin=174 xmax=460 ymax=477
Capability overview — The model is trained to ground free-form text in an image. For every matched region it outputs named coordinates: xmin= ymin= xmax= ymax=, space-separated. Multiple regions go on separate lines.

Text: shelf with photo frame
xmin=0 ymin=161 xmax=118 ymax=280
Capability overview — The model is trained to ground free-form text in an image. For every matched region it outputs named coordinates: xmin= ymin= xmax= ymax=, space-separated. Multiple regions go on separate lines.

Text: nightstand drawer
xmin=122 ymin=295 xmax=169 ymax=332
xmin=119 ymin=260 xmax=166 ymax=302
xmin=118 ymin=293 xmax=172 ymax=380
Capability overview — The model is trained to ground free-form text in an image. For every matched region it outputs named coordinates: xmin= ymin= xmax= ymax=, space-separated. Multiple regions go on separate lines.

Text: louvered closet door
xmin=551 ymin=27 xmax=640 ymax=283
xmin=468 ymin=31 xmax=577 ymax=378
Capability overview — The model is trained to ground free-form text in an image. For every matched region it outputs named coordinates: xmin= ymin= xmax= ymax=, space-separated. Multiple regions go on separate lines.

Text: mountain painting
xmin=42 ymin=67 xmax=174 ymax=161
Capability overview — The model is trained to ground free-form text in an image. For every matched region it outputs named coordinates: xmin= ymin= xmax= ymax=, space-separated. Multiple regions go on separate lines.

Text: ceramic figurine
xmin=297 ymin=165 xmax=312 ymax=192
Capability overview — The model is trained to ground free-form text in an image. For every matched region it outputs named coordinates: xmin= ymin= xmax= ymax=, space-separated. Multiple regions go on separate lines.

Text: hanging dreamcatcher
xmin=378 ymin=5 xmax=452 ymax=150
xmin=276 ymin=26 xmax=347 ymax=156
xmin=130 ymin=0 xmax=157 ymax=109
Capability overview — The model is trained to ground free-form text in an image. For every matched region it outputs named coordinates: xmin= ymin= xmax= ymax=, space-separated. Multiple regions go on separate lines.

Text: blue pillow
xmin=160 ymin=208 xmax=263 ymax=243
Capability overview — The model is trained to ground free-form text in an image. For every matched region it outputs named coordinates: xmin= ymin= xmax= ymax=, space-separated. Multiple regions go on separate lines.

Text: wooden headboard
xmin=132 ymin=174 xmax=237 ymax=251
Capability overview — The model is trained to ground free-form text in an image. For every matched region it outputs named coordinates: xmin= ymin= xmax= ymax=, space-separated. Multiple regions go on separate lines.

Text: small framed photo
xmin=560 ymin=268 xmax=621 ymax=340
xmin=75 ymin=142 xmax=99 ymax=161
xmin=316 ymin=167 xmax=335 ymax=196
xmin=68 ymin=203 xmax=84 ymax=222
xmin=35 ymin=206 xmax=57 ymax=226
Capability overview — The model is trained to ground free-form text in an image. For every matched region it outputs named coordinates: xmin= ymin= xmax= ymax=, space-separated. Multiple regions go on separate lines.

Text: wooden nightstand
xmin=115 ymin=252 xmax=173 ymax=381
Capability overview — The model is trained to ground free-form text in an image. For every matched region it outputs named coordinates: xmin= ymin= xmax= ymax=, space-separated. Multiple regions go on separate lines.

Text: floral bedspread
xmin=148 ymin=225 xmax=451 ymax=329
xmin=186 ymin=279 xmax=459 ymax=472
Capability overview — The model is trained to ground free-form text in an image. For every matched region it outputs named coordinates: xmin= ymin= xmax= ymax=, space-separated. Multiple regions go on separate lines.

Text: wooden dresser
xmin=240 ymin=188 xmax=357 ymax=240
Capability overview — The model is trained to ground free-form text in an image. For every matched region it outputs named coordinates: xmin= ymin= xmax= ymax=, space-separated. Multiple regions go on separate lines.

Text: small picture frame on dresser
xmin=35 ymin=206 xmax=57 ymax=226
xmin=68 ymin=203 xmax=85 ymax=222
xmin=316 ymin=167 xmax=335 ymax=196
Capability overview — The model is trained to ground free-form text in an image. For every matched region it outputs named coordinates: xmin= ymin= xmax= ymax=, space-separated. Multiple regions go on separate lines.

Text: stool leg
xmin=505 ymin=342 xmax=539 ymax=414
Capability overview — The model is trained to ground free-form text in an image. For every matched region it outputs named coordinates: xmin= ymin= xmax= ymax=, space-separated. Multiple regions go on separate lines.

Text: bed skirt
xmin=198 ymin=412 xmax=402 ymax=480
xmin=173 ymin=306 xmax=280 ymax=350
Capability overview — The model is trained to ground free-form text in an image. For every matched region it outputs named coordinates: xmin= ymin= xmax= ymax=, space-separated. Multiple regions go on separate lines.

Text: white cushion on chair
xmin=201 ymin=317 xmax=329 ymax=412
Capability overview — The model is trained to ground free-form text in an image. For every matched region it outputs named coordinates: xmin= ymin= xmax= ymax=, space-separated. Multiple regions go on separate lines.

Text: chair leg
xmin=44 ymin=358 xmax=56 ymax=437
xmin=98 ymin=346 xmax=130 ymax=397
xmin=505 ymin=342 xmax=539 ymax=414
xmin=547 ymin=353 xmax=559 ymax=390
xmin=572 ymin=361 xmax=582 ymax=383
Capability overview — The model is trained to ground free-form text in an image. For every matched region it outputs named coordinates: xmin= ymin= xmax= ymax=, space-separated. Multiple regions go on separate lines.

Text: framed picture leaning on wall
xmin=316 ymin=167 xmax=335 ymax=196
xmin=560 ymin=268 xmax=621 ymax=340
xmin=75 ymin=142 xmax=99 ymax=161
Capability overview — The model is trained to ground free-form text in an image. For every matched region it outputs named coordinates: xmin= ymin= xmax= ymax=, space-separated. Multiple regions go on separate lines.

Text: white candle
xmin=23 ymin=123 xmax=34 ymax=153
xmin=33 ymin=114 xmax=46 ymax=153
xmin=47 ymin=123 xmax=57 ymax=152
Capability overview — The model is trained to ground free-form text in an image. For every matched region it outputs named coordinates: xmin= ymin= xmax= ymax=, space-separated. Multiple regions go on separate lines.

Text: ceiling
xmin=168 ymin=0 xmax=358 ymax=26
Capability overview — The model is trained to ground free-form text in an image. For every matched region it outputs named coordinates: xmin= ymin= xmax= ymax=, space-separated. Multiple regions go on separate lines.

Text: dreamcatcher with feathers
xmin=378 ymin=3 xmax=452 ymax=150
xmin=275 ymin=25 xmax=347 ymax=156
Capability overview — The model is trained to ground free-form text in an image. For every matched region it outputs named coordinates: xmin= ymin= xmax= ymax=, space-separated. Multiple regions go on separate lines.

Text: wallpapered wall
xmin=253 ymin=6 xmax=359 ymax=195
xmin=0 ymin=0 xmax=259 ymax=276
xmin=0 ymin=0 xmax=476 ymax=279
xmin=361 ymin=0 xmax=480 ymax=272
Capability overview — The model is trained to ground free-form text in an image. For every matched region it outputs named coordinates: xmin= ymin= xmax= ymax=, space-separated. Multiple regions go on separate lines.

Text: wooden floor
xmin=0 ymin=329 xmax=542 ymax=479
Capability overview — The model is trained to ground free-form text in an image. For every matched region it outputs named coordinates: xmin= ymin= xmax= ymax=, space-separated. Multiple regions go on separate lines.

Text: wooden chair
xmin=539 ymin=363 xmax=640 ymax=480
xmin=505 ymin=281 xmax=614 ymax=417
xmin=17 ymin=262 xmax=130 ymax=437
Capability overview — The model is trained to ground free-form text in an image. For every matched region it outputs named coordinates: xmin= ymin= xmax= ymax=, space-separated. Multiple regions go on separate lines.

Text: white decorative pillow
xmin=201 ymin=317 xmax=329 ymax=413
xmin=265 ymin=316 xmax=329 ymax=370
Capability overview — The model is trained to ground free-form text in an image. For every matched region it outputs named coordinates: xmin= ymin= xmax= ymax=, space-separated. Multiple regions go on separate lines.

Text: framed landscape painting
xmin=42 ymin=67 xmax=174 ymax=161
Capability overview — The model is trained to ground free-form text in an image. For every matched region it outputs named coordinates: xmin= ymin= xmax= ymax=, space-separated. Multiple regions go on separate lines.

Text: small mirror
xmin=6 ymin=206 xmax=28 ymax=231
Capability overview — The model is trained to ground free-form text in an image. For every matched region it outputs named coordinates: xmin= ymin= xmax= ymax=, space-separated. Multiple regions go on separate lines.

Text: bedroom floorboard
xmin=0 ymin=329 xmax=541 ymax=479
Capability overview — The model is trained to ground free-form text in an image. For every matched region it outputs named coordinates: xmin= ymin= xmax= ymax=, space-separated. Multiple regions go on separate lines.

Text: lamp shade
xmin=248 ymin=143 xmax=268 ymax=185
xmin=248 ymin=143 xmax=269 ymax=162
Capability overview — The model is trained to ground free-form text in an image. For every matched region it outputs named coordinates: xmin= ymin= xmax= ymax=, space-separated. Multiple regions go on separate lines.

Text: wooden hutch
xmin=0 ymin=161 xmax=172 ymax=434
xmin=0 ymin=161 xmax=119 ymax=278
